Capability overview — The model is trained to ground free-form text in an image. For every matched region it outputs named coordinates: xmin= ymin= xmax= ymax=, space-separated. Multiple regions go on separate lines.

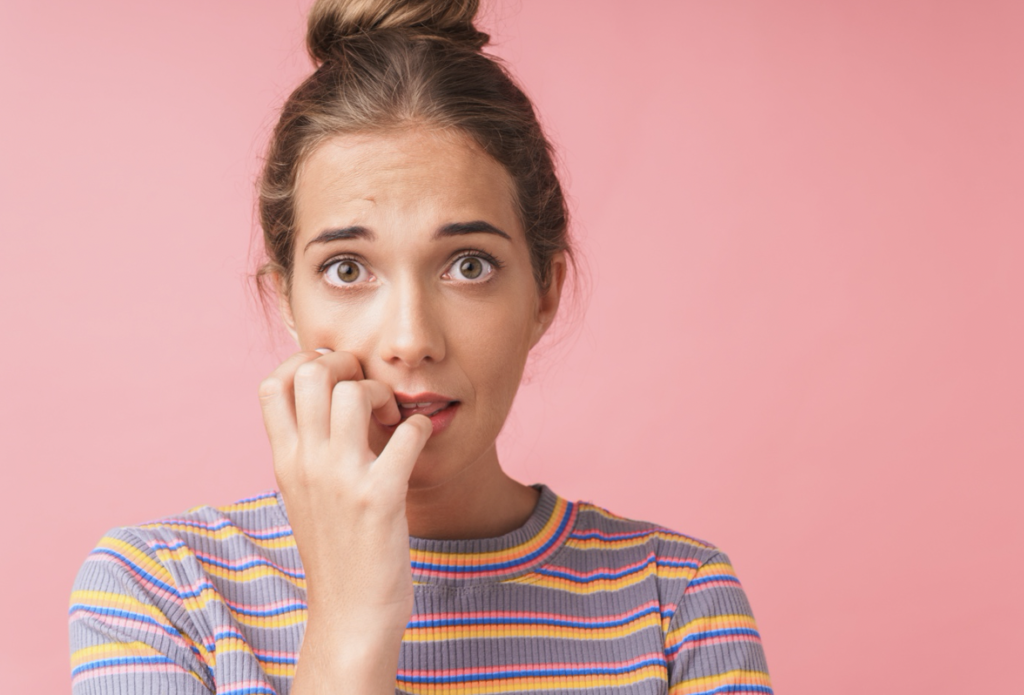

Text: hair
xmin=253 ymin=0 xmax=575 ymax=313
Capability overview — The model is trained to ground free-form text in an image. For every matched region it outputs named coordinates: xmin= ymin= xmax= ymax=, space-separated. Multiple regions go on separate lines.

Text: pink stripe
xmin=412 ymin=503 xmax=575 ymax=577
xmin=72 ymin=663 xmax=192 ymax=685
xmin=672 ymin=633 xmax=762 ymax=651
xmin=411 ymin=600 xmax=661 ymax=624
xmin=70 ymin=609 xmax=193 ymax=651
xmin=535 ymin=553 xmax=655 ymax=580
xmin=191 ymin=550 xmax=303 ymax=575
xmin=398 ymin=652 xmax=665 ymax=677
xmin=79 ymin=555 xmax=184 ymax=605
xmin=684 ymin=578 xmax=742 ymax=594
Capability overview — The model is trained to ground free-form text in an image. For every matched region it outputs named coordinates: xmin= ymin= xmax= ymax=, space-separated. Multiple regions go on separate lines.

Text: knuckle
xmin=294 ymin=360 xmax=329 ymax=383
xmin=331 ymin=380 xmax=362 ymax=399
xmin=258 ymin=376 xmax=285 ymax=402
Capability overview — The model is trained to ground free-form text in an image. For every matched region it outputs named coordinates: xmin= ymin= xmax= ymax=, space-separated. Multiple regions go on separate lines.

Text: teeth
xmin=400 ymin=402 xmax=435 ymax=408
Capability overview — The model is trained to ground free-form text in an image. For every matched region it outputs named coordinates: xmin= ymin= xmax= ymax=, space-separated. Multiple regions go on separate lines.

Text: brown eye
xmin=324 ymin=258 xmax=367 ymax=286
xmin=336 ymin=261 xmax=359 ymax=282
xmin=449 ymin=255 xmax=494 ymax=282
xmin=459 ymin=257 xmax=483 ymax=279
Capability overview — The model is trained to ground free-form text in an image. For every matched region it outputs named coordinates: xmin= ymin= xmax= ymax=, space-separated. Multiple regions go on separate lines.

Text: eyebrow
xmin=303 ymin=225 xmax=374 ymax=253
xmin=434 ymin=221 xmax=511 ymax=241
xmin=304 ymin=220 xmax=511 ymax=254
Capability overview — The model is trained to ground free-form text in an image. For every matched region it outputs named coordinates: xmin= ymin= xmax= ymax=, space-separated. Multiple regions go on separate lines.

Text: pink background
xmin=2 ymin=1 xmax=1022 ymax=692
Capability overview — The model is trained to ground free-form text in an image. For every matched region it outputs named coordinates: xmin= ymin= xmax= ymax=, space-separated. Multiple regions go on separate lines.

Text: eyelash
xmin=316 ymin=249 xmax=505 ymax=285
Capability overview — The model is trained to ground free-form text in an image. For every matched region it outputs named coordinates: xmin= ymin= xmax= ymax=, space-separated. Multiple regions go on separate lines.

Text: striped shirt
xmin=69 ymin=484 xmax=772 ymax=694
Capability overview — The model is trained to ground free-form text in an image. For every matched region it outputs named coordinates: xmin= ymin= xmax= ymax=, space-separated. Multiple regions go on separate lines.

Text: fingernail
xmin=315 ymin=348 xmax=333 ymax=355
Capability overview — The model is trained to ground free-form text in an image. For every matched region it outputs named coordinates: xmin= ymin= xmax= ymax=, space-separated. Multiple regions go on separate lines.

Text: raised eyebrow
xmin=434 ymin=221 xmax=512 ymax=241
xmin=303 ymin=225 xmax=375 ymax=254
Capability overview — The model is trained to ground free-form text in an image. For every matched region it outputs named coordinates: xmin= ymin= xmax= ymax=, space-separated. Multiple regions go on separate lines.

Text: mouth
xmin=398 ymin=401 xmax=457 ymax=419
xmin=389 ymin=392 xmax=461 ymax=436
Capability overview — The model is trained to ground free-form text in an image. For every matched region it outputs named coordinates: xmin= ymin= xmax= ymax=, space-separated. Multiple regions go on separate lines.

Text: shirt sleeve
xmin=663 ymin=550 xmax=773 ymax=695
xmin=68 ymin=527 xmax=215 ymax=695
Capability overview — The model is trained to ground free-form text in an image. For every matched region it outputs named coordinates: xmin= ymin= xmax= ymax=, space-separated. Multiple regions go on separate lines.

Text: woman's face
xmin=278 ymin=126 xmax=563 ymax=488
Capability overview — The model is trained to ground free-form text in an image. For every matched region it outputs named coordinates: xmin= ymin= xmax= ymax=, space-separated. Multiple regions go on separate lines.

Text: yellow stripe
xmin=565 ymin=531 xmax=713 ymax=553
xmin=69 ymin=590 xmax=178 ymax=631
xmin=398 ymin=664 xmax=666 ymax=695
xmin=665 ymin=614 xmax=760 ymax=650
xmin=403 ymin=612 xmax=661 ymax=642
xmin=505 ymin=563 xmax=658 ymax=594
xmin=669 ymin=669 xmax=772 ymax=695
xmin=95 ymin=537 xmax=175 ymax=583
xmin=573 ymin=505 xmax=715 ymax=549
xmin=693 ymin=561 xmax=736 ymax=579
xmin=137 ymin=521 xmax=295 ymax=551
xmin=217 ymin=637 xmax=297 ymax=678
xmin=214 ymin=495 xmax=280 ymax=514
xmin=409 ymin=499 xmax=569 ymax=566
xmin=71 ymin=641 xmax=162 ymax=667
xmin=70 ymin=641 xmax=208 ymax=685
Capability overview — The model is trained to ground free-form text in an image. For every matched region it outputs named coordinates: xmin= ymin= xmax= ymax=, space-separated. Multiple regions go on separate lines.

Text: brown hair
xmin=254 ymin=0 xmax=573 ymax=310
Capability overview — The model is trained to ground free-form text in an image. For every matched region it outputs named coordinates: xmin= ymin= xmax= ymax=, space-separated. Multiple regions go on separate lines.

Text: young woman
xmin=69 ymin=1 xmax=772 ymax=693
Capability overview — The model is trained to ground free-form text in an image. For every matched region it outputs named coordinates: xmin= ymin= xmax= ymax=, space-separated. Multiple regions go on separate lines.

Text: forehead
xmin=294 ymin=126 xmax=521 ymax=241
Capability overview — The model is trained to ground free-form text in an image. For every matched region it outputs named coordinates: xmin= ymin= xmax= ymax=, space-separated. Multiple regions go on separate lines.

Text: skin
xmin=258 ymin=125 xmax=565 ymax=694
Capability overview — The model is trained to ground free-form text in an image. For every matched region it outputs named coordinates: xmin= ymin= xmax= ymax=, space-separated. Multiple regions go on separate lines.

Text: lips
xmin=398 ymin=401 xmax=454 ymax=418
xmin=394 ymin=392 xmax=458 ymax=421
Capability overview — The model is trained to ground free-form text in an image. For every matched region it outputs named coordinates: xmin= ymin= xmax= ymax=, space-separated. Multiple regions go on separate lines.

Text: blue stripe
xmin=569 ymin=529 xmax=655 ymax=541
xmin=224 ymin=601 xmax=307 ymax=618
xmin=87 ymin=548 xmax=182 ymax=597
xmin=408 ymin=604 xmax=661 ymax=630
xmin=72 ymin=655 xmax=176 ymax=677
xmin=220 ymin=688 xmax=279 ymax=695
xmin=533 ymin=553 xmax=656 ymax=583
xmin=142 ymin=516 xmax=293 ymax=540
xmin=411 ymin=502 xmax=573 ymax=574
xmin=689 ymin=574 xmax=740 ymax=588
xmin=666 ymin=628 xmax=762 ymax=657
xmin=69 ymin=605 xmax=185 ymax=640
xmin=211 ymin=631 xmax=298 ymax=665
xmin=142 ymin=547 xmax=304 ymax=579
xmin=688 ymin=686 xmax=773 ymax=695
xmin=396 ymin=657 xmax=666 ymax=684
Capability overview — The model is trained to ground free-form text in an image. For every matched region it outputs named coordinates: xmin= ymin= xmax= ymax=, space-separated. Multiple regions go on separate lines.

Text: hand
xmin=258 ymin=348 xmax=432 ymax=693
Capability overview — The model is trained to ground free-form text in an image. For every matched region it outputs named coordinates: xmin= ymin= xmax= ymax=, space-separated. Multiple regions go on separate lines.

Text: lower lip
xmin=421 ymin=401 xmax=459 ymax=436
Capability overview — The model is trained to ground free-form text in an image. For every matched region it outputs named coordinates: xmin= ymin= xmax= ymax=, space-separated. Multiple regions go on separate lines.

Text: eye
xmin=323 ymin=258 xmax=369 ymax=286
xmin=446 ymin=254 xmax=496 ymax=282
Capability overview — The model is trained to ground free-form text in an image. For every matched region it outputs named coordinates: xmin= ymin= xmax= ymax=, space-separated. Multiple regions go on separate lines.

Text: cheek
xmin=291 ymin=290 xmax=376 ymax=352
xmin=458 ymin=302 xmax=534 ymax=397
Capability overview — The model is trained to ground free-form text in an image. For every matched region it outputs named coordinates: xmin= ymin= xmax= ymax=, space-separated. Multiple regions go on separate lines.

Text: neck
xmin=405 ymin=444 xmax=540 ymax=540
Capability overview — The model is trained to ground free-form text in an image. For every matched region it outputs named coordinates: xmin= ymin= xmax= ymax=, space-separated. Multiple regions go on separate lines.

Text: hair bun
xmin=307 ymin=0 xmax=489 ymax=63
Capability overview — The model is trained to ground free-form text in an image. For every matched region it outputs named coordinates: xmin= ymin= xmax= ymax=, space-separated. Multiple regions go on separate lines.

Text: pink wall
xmin=2 ymin=1 xmax=1021 ymax=691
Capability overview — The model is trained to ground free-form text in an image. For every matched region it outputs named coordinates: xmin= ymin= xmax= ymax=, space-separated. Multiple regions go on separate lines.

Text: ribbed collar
xmin=409 ymin=484 xmax=575 ymax=586
xmin=273 ymin=484 xmax=575 ymax=587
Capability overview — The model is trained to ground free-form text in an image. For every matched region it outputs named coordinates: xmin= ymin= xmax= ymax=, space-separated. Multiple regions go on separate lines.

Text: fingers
xmin=260 ymin=347 xmax=422 ymax=485
xmin=258 ymin=350 xmax=325 ymax=458
xmin=329 ymin=379 xmax=401 ymax=448
xmin=292 ymin=350 xmax=364 ymax=443
xmin=375 ymin=414 xmax=432 ymax=484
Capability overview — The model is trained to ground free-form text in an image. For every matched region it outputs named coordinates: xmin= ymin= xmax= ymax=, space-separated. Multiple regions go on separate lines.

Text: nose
xmin=377 ymin=278 xmax=446 ymax=367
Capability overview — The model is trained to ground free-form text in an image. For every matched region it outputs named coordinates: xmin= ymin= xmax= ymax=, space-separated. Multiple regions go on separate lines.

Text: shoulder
xmin=71 ymin=489 xmax=292 ymax=596
xmin=568 ymin=498 xmax=723 ymax=570
xmin=133 ymin=489 xmax=289 ymax=544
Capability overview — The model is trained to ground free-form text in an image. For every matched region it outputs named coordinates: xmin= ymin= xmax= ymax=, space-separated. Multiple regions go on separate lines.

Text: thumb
xmin=375 ymin=414 xmax=432 ymax=483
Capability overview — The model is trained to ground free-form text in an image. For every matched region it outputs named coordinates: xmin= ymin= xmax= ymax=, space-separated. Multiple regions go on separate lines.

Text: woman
xmin=69 ymin=1 xmax=772 ymax=693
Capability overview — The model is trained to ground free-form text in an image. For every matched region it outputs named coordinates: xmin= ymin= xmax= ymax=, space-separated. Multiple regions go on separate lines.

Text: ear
xmin=529 ymin=252 xmax=567 ymax=349
xmin=273 ymin=272 xmax=300 ymax=346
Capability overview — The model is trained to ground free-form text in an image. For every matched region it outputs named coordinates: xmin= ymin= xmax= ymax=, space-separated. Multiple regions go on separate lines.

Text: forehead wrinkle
xmin=296 ymin=127 xmax=525 ymax=246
